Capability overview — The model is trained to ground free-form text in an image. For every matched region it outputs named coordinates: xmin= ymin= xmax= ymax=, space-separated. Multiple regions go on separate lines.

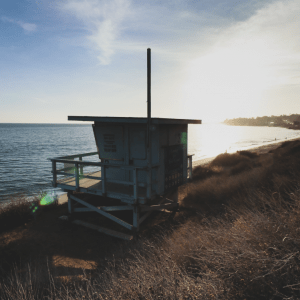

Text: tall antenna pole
xmin=147 ymin=48 xmax=151 ymax=147
xmin=147 ymin=48 xmax=152 ymax=200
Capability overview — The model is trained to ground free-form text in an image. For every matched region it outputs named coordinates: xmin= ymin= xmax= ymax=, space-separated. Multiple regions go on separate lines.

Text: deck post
xmin=75 ymin=162 xmax=79 ymax=191
xmin=52 ymin=161 xmax=57 ymax=187
xmin=102 ymin=165 xmax=106 ymax=195
xmin=79 ymin=156 xmax=83 ymax=176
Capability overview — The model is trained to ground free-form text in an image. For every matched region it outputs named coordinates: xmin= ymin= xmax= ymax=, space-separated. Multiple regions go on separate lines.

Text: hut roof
xmin=68 ymin=116 xmax=202 ymax=125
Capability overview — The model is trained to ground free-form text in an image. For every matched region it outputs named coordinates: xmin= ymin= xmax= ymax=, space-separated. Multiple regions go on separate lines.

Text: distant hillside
xmin=224 ymin=114 xmax=300 ymax=128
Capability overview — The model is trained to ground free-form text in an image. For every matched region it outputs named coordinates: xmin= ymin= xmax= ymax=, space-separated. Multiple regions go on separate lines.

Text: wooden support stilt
xmin=169 ymin=187 xmax=178 ymax=204
xmin=133 ymin=205 xmax=140 ymax=232
xmin=67 ymin=192 xmax=73 ymax=214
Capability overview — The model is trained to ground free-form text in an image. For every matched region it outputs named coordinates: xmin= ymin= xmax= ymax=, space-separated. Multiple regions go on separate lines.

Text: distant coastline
xmin=223 ymin=114 xmax=300 ymax=130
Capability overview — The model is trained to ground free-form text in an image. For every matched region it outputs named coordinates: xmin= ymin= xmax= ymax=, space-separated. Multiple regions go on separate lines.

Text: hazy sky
xmin=1 ymin=0 xmax=299 ymax=123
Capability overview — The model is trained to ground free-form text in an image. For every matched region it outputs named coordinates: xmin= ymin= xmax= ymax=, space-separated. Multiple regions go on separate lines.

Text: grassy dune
xmin=1 ymin=140 xmax=300 ymax=299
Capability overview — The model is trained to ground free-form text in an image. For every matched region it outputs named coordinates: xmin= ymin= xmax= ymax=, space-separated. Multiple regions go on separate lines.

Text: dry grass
xmin=1 ymin=140 xmax=300 ymax=299
xmin=0 ymin=195 xmax=37 ymax=234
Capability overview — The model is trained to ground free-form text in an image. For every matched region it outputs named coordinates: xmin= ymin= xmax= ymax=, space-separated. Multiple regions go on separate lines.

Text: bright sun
xmin=181 ymin=39 xmax=283 ymax=122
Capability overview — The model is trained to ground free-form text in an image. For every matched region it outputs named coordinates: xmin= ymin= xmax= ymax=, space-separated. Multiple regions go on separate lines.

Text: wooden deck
xmin=57 ymin=171 xmax=150 ymax=200
xmin=58 ymin=171 xmax=102 ymax=189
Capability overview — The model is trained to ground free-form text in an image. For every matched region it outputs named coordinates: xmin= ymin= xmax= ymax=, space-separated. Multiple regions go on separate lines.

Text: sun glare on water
xmin=198 ymin=126 xmax=241 ymax=157
xmin=189 ymin=124 xmax=254 ymax=161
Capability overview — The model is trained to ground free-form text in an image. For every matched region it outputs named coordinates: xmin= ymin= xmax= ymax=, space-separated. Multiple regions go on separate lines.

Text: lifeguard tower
xmin=50 ymin=49 xmax=201 ymax=240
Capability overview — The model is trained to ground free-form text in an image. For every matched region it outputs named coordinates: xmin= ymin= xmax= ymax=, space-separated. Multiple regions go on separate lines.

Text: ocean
xmin=1 ymin=123 xmax=300 ymax=204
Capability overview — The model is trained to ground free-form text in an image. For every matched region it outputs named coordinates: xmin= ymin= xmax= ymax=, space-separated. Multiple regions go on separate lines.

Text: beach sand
xmin=58 ymin=193 xmax=68 ymax=205
xmin=193 ymin=136 xmax=300 ymax=167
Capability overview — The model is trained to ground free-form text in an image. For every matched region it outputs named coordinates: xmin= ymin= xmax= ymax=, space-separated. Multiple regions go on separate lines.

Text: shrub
xmin=237 ymin=150 xmax=259 ymax=159
xmin=192 ymin=165 xmax=220 ymax=181
xmin=210 ymin=153 xmax=251 ymax=168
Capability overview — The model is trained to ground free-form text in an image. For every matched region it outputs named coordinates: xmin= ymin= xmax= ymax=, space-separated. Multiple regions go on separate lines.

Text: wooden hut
xmin=50 ymin=49 xmax=201 ymax=239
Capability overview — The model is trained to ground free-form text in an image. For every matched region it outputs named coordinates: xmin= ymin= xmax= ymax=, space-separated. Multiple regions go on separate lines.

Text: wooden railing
xmin=50 ymin=152 xmax=194 ymax=203
xmin=50 ymin=152 xmax=159 ymax=203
